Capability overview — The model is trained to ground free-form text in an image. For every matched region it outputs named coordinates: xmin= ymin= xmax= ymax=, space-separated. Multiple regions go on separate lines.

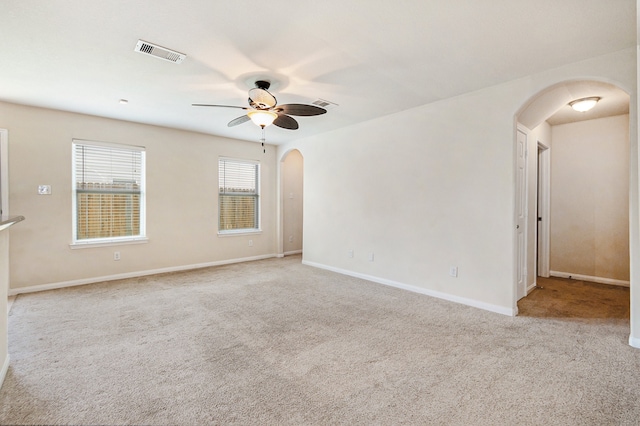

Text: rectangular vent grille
xmin=134 ymin=40 xmax=186 ymax=64
xmin=313 ymin=99 xmax=338 ymax=109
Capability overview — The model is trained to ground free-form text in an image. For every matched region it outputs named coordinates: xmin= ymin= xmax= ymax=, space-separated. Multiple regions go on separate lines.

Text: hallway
xmin=518 ymin=276 xmax=629 ymax=320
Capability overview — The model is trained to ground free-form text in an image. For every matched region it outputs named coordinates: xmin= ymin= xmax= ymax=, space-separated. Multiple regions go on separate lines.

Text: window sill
xmin=69 ymin=237 xmax=149 ymax=249
xmin=218 ymin=229 xmax=262 ymax=237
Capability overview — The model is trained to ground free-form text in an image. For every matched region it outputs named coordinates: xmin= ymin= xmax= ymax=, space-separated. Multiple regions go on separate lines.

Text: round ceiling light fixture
xmin=569 ymin=96 xmax=600 ymax=112
xmin=247 ymin=109 xmax=278 ymax=128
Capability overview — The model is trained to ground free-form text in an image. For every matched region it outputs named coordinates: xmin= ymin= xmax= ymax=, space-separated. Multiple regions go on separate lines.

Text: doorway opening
xmin=536 ymin=141 xmax=550 ymax=279
xmin=280 ymin=149 xmax=304 ymax=257
xmin=515 ymin=80 xmax=631 ymax=317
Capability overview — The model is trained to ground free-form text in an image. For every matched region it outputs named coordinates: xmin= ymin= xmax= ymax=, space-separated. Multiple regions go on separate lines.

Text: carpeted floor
xmin=1 ymin=256 xmax=638 ymax=425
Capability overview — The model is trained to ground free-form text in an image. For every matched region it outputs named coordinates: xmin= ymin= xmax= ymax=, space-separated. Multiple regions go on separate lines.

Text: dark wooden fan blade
xmin=273 ymin=114 xmax=299 ymax=130
xmin=228 ymin=115 xmax=251 ymax=127
xmin=278 ymin=104 xmax=327 ymax=116
xmin=192 ymin=104 xmax=248 ymax=110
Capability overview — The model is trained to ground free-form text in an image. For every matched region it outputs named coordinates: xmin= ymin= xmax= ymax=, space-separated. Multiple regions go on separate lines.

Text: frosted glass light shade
xmin=569 ymin=97 xmax=600 ymax=112
xmin=247 ymin=110 xmax=277 ymax=127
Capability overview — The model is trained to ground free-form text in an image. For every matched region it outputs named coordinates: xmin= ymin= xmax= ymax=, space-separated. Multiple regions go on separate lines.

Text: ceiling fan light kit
xmin=247 ymin=110 xmax=278 ymax=128
xmin=569 ymin=96 xmax=600 ymax=112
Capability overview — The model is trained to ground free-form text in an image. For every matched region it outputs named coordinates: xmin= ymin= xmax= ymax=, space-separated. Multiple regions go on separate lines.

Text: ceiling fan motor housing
xmin=254 ymin=80 xmax=271 ymax=90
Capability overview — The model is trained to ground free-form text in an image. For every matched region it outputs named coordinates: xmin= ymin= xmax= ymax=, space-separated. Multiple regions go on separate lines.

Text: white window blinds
xmin=72 ymin=140 xmax=145 ymax=243
xmin=219 ymin=158 xmax=259 ymax=232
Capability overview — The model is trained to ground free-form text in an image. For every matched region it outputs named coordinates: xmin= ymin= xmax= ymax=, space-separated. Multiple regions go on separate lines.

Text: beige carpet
xmin=1 ymin=255 xmax=639 ymax=425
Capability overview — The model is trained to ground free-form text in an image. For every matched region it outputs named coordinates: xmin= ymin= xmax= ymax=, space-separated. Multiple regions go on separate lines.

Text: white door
xmin=516 ymin=128 xmax=527 ymax=300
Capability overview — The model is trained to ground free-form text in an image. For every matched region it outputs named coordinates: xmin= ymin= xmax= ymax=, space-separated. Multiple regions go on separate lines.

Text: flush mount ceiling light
xmin=247 ymin=109 xmax=278 ymax=128
xmin=569 ymin=97 xmax=601 ymax=112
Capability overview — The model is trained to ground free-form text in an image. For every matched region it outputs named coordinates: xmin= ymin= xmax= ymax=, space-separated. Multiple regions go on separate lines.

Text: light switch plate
xmin=38 ymin=185 xmax=51 ymax=195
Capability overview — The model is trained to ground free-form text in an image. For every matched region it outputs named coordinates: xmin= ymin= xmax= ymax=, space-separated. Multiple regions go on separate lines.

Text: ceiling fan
xmin=192 ymin=80 xmax=327 ymax=130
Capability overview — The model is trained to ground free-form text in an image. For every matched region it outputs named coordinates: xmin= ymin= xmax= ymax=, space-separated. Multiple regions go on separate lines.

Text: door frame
xmin=536 ymin=141 xmax=550 ymax=278
xmin=0 ymin=129 xmax=8 ymax=217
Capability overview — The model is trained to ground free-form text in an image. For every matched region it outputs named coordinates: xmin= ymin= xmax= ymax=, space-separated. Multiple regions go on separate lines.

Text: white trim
xmin=69 ymin=237 xmax=149 ymax=249
xmin=72 ymin=138 xmax=145 ymax=151
xmin=629 ymin=335 xmax=640 ymax=349
xmin=217 ymin=230 xmax=262 ymax=237
xmin=9 ymin=254 xmax=277 ymax=296
xmin=284 ymin=250 xmax=302 ymax=256
xmin=526 ymin=283 xmax=537 ymax=294
xmin=0 ymin=355 xmax=9 ymax=390
xmin=302 ymin=260 xmax=516 ymax=316
xmin=549 ymin=271 xmax=630 ymax=287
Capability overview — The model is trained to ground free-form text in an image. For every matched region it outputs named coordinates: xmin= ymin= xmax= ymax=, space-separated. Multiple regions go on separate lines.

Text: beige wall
xmin=2 ymin=102 xmax=277 ymax=291
xmin=278 ymin=48 xmax=636 ymax=317
xmin=550 ymin=114 xmax=630 ymax=282
xmin=282 ymin=150 xmax=303 ymax=254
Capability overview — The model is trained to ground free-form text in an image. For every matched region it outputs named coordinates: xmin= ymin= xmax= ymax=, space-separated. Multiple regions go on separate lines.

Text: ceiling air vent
xmin=134 ymin=40 xmax=186 ymax=64
xmin=312 ymin=99 xmax=338 ymax=109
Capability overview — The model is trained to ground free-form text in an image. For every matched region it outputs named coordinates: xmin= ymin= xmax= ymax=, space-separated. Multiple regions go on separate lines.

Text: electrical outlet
xmin=368 ymin=252 xmax=375 ymax=262
xmin=37 ymin=185 xmax=51 ymax=195
xmin=114 ymin=251 xmax=121 ymax=261
xmin=348 ymin=249 xmax=354 ymax=258
xmin=248 ymin=240 xmax=253 ymax=247
xmin=449 ymin=266 xmax=458 ymax=277
xmin=289 ymin=235 xmax=293 ymax=242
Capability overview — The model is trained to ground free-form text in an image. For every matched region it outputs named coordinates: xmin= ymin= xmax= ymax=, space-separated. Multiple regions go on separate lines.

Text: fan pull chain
xmin=261 ymin=127 xmax=266 ymax=153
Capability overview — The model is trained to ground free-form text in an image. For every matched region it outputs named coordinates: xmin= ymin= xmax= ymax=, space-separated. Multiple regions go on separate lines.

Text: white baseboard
xmin=9 ymin=254 xmax=278 ymax=296
xmin=549 ymin=271 xmax=630 ymax=287
xmin=526 ymin=283 xmax=537 ymax=294
xmin=302 ymin=260 xmax=516 ymax=317
xmin=0 ymin=354 xmax=9 ymax=390
xmin=284 ymin=250 xmax=302 ymax=256
xmin=629 ymin=335 xmax=640 ymax=349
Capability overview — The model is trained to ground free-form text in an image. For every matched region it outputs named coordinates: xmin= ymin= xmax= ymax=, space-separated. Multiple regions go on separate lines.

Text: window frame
xmin=70 ymin=139 xmax=147 ymax=248
xmin=218 ymin=157 xmax=261 ymax=236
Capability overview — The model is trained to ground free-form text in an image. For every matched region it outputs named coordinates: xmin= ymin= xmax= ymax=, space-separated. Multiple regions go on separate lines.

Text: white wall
xmin=282 ymin=150 xmax=303 ymax=254
xmin=278 ymin=48 xmax=637 ymax=318
xmin=550 ymin=115 xmax=630 ymax=282
xmin=2 ymin=102 xmax=278 ymax=291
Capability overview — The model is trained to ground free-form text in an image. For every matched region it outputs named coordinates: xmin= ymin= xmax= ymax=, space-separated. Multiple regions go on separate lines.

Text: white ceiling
xmin=0 ymin=0 xmax=635 ymax=145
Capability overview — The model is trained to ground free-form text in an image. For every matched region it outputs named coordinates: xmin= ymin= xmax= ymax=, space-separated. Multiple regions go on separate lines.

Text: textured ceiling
xmin=0 ymin=0 xmax=634 ymax=144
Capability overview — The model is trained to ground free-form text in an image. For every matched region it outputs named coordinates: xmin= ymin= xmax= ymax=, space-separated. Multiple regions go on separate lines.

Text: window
xmin=72 ymin=140 xmax=146 ymax=245
xmin=219 ymin=158 xmax=260 ymax=233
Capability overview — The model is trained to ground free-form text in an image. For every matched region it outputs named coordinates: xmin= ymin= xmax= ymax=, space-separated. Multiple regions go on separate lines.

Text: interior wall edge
xmin=302 ymin=260 xmax=516 ymax=317
xmin=8 ymin=253 xmax=278 ymax=296
xmin=549 ymin=271 xmax=630 ymax=287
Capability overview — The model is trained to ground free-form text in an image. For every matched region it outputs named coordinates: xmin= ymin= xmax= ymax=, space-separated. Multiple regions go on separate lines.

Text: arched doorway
xmin=514 ymin=80 xmax=631 ymax=316
xmin=280 ymin=149 xmax=304 ymax=256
